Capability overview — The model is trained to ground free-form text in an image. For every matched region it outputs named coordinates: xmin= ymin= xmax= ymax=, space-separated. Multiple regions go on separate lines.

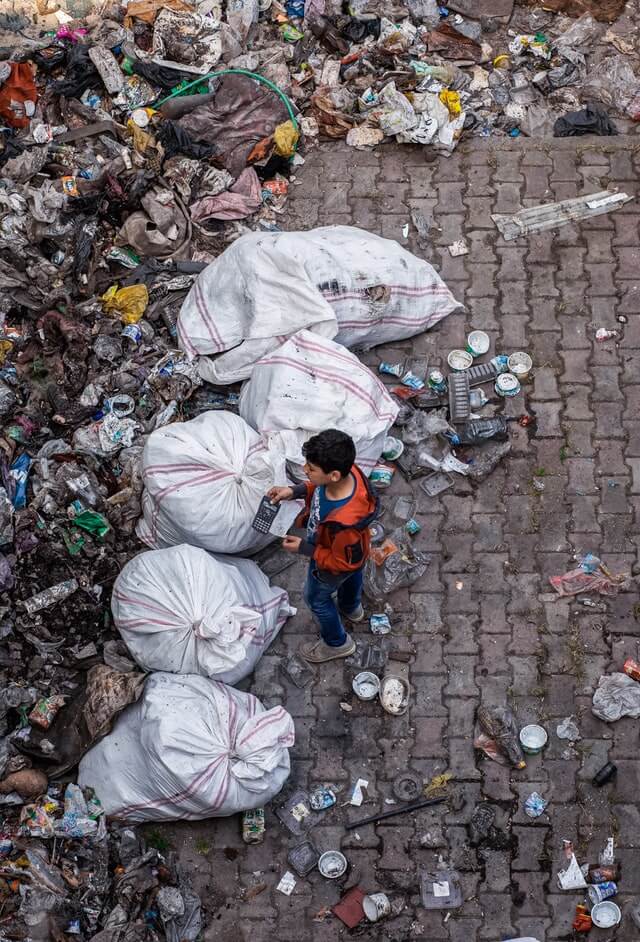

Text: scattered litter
xmin=558 ymin=853 xmax=588 ymax=890
xmin=288 ymin=840 xmax=320 ymax=877
xmin=592 ymin=673 xmax=640 ymax=721
xmin=524 ymin=791 xmax=548 ymax=818
xmin=276 ymin=871 xmax=297 ymax=896
xmin=379 ymin=675 xmax=411 ymax=715
xmin=318 ymin=850 xmax=348 ymax=879
xmin=420 ymin=868 xmax=463 ymax=909
xmin=363 ymin=892 xmax=391 ymax=922
xmin=332 ymin=886 xmax=366 ymax=929
xmin=448 ymin=240 xmax=469 ymax=257
xmin=557 ymin=716 xmax=581 ymax=741
xmin=475 ymin=705 xmax=526 ymax=768
xmin=310 ymin=786 xmax=336 ymax=811
xmin=370 ymin=613 xmax=392 ymax=635
xmin=493 ymin=191 xmax=632 ymax=240
xmin=350 ymin=779 xmax=369 ymax=807
xmin=519 ymin=724 xmax=548 ymax=755
xmin=550 ymin=556 xmax=629 ymax=597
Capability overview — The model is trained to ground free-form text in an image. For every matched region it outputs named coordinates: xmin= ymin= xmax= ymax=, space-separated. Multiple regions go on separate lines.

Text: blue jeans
xmin=303 ymin=563 xmax=364 ymax=647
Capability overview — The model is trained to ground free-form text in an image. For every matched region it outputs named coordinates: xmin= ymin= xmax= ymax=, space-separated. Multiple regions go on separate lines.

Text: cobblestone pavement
xmin=160 ymin=137 xmax=640 ymax=941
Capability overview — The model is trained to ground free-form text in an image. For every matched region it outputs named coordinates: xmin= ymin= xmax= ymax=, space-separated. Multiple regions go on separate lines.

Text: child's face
xmin=304 ymin=461 xmax=342 ymax=486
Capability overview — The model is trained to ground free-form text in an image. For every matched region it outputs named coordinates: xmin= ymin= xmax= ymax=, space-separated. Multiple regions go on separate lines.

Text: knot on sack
xmin=234 ymin=474 xmax=244 ymax=485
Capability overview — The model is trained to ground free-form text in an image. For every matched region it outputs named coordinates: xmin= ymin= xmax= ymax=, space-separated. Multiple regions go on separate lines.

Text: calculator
xmin=251 ymin=496 xmax=281 ymax=534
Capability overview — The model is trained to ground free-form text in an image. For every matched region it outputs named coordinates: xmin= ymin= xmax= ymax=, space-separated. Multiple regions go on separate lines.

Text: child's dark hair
xmin=302 ymin=429 xmax=356 ymax=477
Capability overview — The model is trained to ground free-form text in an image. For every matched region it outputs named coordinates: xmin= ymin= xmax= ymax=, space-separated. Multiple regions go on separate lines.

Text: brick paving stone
xmin=170 ymin=137 xmax=640 ymax=942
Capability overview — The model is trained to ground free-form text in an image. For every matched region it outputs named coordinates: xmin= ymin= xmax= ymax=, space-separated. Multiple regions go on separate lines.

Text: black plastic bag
xmin=31 ymin=44 xmax=67 ymax=73
xmin=334 ymin=15 xmax=381 ymax=43
xmin=50 ymin=44 xmax=100 ymax=98
xmin=131 ymin=58 xmax=194 ymax=91
xmin=157 ymin=120 xmax=217 ymax=160
xmin=554 ymin=103 xmax=617 ymax=137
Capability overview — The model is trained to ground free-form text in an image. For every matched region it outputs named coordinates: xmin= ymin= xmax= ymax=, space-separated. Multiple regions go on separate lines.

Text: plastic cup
xmin=519 ymin=724 xmax=548 ymax=755
xmin=466 ymin=330 xmax=490 ymax=357
xmin=363 ymin=892 xmax=391 ymax=922
xmin=318 ymin=850 xmax=347 ymax=878
xmin=352 ymin=671 xmax=380 ymax=701
xmin=447 ymin=349 xmax=473 ymax=371
xmin=508 ymin=351 xmax=533 ymax=381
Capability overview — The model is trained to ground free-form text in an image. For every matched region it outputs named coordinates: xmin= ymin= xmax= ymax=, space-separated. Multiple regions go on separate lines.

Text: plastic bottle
xmin=599 ymin=837 xmax=615 ymax=867
xmin=458 ymin=416 xmax=510 ymax=445
xmin=477 ymin=705 xmax=526 ymax=769
xmin=161 ymin=307 xmax=178 ymax=339
xmin=18 ymin=579 xmax=79 ymax=615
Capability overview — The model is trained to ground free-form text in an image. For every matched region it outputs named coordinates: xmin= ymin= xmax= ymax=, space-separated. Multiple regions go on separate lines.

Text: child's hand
xmin=267 ymin=486 xmax=294 ymax=503
xmin=282 ymin=535 xmax=302 ymax=553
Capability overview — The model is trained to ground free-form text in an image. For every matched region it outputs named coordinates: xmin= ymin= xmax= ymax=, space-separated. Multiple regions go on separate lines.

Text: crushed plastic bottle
xmin=457 ymin=416 xmax=510 ymax=445
xmin=18 ymin=579 xmax=79 ymax=615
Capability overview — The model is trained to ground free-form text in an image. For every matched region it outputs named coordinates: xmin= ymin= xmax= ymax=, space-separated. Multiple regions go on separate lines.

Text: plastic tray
xmin=419 ymin=471 xmax=455 ymax=497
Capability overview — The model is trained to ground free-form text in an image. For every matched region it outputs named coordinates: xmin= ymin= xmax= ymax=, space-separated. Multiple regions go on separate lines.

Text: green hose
xmin=155 ymin=68 xmax=299 ymax=132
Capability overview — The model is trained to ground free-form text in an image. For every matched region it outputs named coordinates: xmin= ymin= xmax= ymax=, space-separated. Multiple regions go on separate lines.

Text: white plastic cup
xmin=363 ymin=892 xmax=391 ymax=922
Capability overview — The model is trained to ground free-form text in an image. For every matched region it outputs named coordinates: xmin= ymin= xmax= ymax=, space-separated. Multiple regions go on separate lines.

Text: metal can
xmin=623 ymin=657 xmax=640 ymax=682
xmin=495 ymin=372 xmax=521 ymax=397
xmin=588 ymin=865 xmax=618 ymax=884
xmin=592 ymin=761 xmax=617 ymax=787
xmin=242 ymin=808 xmax=265 ymax=844
xmin=428 ymin=369 xmax=447 ymax=393
xmin=588 ymin=882 xmax=617 ymax=904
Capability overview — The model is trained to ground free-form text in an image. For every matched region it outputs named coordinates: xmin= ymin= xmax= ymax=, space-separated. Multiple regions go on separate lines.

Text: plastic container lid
xmin=419 ymin=869 xmax=463 ymax=910
xmin=591 ymin=901 xmax=621 ymax=928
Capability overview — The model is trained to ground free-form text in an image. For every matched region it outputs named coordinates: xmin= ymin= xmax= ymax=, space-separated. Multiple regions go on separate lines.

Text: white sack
xmin=112 ymin=545 xmax=294 ymax=685
xmin=239 ymin=330 xmax=399 ymax=479
xmin=136 ymin=411 xmax=299 ymax=553
xmin=78 ymin=673 xmax=294 ymax=821
xmin=177 ymin=226 xmax=458 ymax=384
xmin=592 ymin=672 xmax=640 ymax=722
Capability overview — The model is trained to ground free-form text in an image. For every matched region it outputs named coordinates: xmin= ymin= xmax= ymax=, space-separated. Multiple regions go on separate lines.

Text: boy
xmin=267 ymin=429 xmax=379 ymax=664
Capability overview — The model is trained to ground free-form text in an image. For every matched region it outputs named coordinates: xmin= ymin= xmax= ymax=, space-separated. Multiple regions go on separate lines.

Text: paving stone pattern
xmin=167 ymin=138 xmax=640 ymax=941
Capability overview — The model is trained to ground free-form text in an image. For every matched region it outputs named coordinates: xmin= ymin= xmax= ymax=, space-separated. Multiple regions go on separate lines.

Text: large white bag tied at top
xmin=177 ymin=226 xmax=458 ymax=384
xmin=239 ymin=330 xmax=399 ymax=479
xmin=78 ymin=673 xmax=294 ymax=822
xmin=136 ymin=411 xmax=299 ymax=554
xmin=112 ymin=545 xmax=294 ymax=685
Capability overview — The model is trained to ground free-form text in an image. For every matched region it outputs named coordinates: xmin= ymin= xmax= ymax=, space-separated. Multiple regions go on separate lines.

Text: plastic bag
xmin=177 ymin=226 xmax=458 ymax=384
xmin=476 ymin=705 xmax=526 ymax=768
xmin=554 ymin=104 xmax=617 ymax=137
xmin=553 ymin=14 xmax=602 ymax=64
xmin=239 ymin=330 xmax=399 ymax=479
xmin=377 ymin=83 xmax=418 ymax=136
xmin=136 ymin=411 xmax=299 ymax=554
xmin=549 ymin=560 xmax=627 ymax=597
xmin=592 ymin=672 xmax=640 ymax=722
xmin=583 ymin=55 xmax=640 ymax=109
xmin=78 ymin=673 xmax=294 ymax=821
xmin=364 ymin=527 xmax=429 ymax=600
xmin=101 ymin=285 xmax=149 ymax=324
xmin=112 ymin=545 xmax=294 ymax=684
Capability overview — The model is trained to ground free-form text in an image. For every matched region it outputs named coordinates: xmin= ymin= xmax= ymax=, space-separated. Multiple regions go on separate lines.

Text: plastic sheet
xmin=592 ymin=673 xmax=640 ymax=722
